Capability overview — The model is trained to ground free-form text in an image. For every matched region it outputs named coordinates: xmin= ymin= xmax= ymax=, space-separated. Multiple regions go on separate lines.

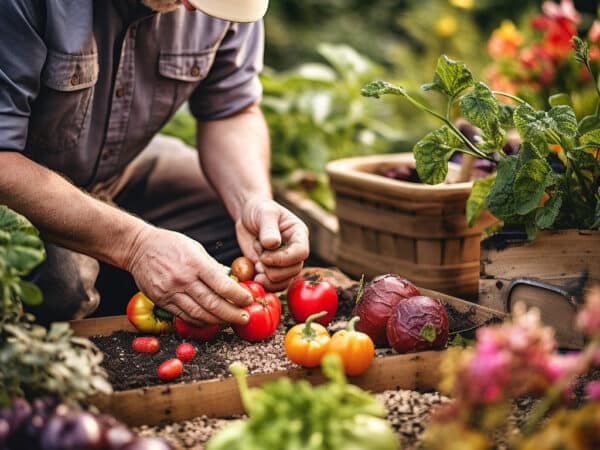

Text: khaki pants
xmin=28 ymin=135 xmax=240 ymax=323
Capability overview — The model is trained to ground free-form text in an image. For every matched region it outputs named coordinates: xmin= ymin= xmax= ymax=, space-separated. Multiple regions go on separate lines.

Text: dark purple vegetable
xmin=376 ymin=165 xmax=421 ymax=183
xmin=386 ymin=295 xmax=449 ymax=353
xmin=40 ymin=411 xmax=103 ymax=450
xmin=353 ymin=274 xmax=420 ymax=347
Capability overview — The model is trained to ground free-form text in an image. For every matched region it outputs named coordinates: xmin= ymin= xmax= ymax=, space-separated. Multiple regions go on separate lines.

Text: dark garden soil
xmin=91 ymin=285 xmax=485 ymax=391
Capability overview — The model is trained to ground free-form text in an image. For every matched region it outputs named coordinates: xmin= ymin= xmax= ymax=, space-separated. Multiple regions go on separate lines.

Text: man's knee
xmin=26 ymin=244 xmax=100 ymax=324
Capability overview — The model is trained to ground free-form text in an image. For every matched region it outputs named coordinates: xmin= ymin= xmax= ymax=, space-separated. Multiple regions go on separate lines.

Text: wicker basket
xmin=326 ymin=153 xmax=496 ymax=297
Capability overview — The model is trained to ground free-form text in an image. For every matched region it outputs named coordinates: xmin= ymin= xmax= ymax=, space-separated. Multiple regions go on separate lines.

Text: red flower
xmin=519 ymin=45 xmax=556 ymax=86
xmin=541 ymin=0 xmax=580 ymax=23
xmin=589 ymin=21 xmax=600 ymax=43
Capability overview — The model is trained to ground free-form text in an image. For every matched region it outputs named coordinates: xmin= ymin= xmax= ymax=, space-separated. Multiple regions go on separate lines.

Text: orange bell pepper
xmin=327 ymin=316 xmax=375 ymax=376
xmin=284 ymin=311 xmax=331 ymax=368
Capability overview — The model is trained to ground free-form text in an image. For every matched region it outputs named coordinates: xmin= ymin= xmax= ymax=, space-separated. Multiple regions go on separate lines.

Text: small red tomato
xmin=233 ymin=293 xmax=282 ymax=342
xmin=175 ymin=343 xmax=196 ymax=362
xmin=174 ymin=317 xmax=221 ymax=341
xmin=131 ymin=337 xmax=160 ymax=353
xmin=157 ymin=358 xmax=183 ymax=381
xmin=239 ymin=280 xmax=267 ymax=299
xmin=287 ymin=274 xmax=339 ymax=325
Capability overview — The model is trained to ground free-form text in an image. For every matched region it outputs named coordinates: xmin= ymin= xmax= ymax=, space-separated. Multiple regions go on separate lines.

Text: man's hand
xmin=125 ymin=226 xmax=253 ymax=326
xmin=235 ymin=198 xmax=309 ymax=291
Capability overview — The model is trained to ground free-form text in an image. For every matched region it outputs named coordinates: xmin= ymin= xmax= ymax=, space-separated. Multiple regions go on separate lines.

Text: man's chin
xmin=141 ymin=0 xmax=182 ymax=13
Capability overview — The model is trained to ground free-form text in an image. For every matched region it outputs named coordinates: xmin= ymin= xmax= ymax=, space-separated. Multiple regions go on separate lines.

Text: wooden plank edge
xmin=88 ymin=351 xmax=444 ymax=426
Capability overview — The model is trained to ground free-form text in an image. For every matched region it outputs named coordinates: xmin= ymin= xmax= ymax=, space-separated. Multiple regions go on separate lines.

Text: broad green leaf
xmin=317 ymin=43 xmax=376 ymax=80
xmin=413 ymin=127 xmax=464 ymax=184
xmin=466 ymin=175 xmax=495 ymax=227
xmin=548 ymin=93 xmax=572 ymax=107
xmin=459 ymin=82 xmax=502 ymax=143
xmin=4 ymin=231 xmax=45 ymax=275
xmin=592 ymin=202 xmax=600 ymax=229
xmin=422 ymin=55 xmax=473 ymax=98
xmin=525 ymin=222 xmax=540 ymax=240
xmin=578 ymin=114 xmax=600 ymax=135
xmin=536 ymin=194 xmax=563 ymax=229
xmin=579 ymin=129 xmax=600 ymax=146
xmin=514 ymin=104 xmax=550 ymax=148
xmin=361 ymin=80 xmax=406 ymax=98
xmin=485 ymin=156 xmax=519 ymax=218
xmin=498 ymin=104 xmax=516 ymax=128
xmin=513 ymin=159 xmax=551 ymax=215
xmin=548 ymin=105 xmax=577 ymax=138
xmin=15 ymin=280 xmax=43 ymax=306
xmin=0 ymin=206 xmax=38 ymax=236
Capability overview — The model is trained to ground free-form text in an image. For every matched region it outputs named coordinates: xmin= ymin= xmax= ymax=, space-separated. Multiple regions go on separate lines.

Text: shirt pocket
xmin=148 ymin=48 xmax=217 ymax=133
xmin=27 ymin=50 xmax=99 ymax=156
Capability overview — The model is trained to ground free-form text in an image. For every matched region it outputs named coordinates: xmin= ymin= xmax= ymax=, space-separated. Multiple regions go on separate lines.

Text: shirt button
xmin=115 ymin=87 xmax=125 ymax=98
xmin=190 ymin=65 xmax=200 ymax=77
xmin=70 ymin=74 xmax=80 ymax=86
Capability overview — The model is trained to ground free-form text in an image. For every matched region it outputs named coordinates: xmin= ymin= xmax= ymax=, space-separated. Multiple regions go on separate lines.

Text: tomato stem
xmin=153 ymin=306 xmax=173 ymax=322
xmin=354 ymin=274 xmax=366 ymax=305
xmin=302 ymin=311 xmax=328 ymax=340
xmin=347 ymin=316 xmax=360 ymax=332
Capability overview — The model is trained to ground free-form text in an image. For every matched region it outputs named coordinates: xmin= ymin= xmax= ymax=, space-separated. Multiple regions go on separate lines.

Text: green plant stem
xmin=492 ymin=91 xmax=528 ymax=105
xmin=401 ymin=92 xmax=491 ymax=160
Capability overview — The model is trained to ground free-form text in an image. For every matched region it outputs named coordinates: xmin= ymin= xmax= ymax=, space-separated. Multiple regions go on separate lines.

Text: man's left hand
xmin=235 ymin=198 xmax=309 ymax=291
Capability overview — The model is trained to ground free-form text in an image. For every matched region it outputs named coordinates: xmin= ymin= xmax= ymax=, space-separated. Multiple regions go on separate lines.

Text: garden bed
xmin=71 ymin=277 xmax=503 ymax=426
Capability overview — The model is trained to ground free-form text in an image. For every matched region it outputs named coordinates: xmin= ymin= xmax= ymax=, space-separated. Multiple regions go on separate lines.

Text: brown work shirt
xmin=0 ymin=1 xmax=264 ymax=187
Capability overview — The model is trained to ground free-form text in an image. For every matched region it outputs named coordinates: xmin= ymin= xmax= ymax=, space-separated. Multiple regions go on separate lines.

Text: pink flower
xmin=544 ymin=353 xmax=583 ymax=382
xmin=589 ymin=21 xmax=600 ymax=43
xmin=541 ymin=0 xmax=581 ymax=24
xmin=585 ymin=381 xmax=600 ymax=400
xmin=576 ymin=286 xmax=600 ymax=337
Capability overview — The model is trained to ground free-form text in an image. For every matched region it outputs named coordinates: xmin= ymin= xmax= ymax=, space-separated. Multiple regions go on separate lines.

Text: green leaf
xmin=548 ymin=93 xmax=572 ymax=107
xmin=579 ymin=129 xmax=600 ymax=146
xmin=16 ymin=281 xmax=43 ymax=306
xmin=548 ymin=106 xmax=578 ymax=138
xmin=413 ymin=127 xmax=464 ymax=184
xmin=485 ymin=156 xmax=519 ymax=218
xmin=361 ymin=80 xmax=406 ymax=98
xmin=420 ymin=323 xmax=437 ymax=343
xmin=514 ymin=104 xmax=550 ymax=146
xmin=513 ymin=159 xmax=551 ymax=215
xmin=466 ymin=175 xmax=495 ymax=227
xmin=578 ymin=114 xmax=600 ymax=135
xmin=592 ymin=202 xmax=600 ymax=229
xmin=4 ymin=231 xmax=45 ymax=275
xmin=498 ymin=104 xmax=516 ymax=128
xmin=422 ymin=55 xmax=473 ymax=98
xmin=459 ymin=82 xmax=502 ymax=142
xmin=536 ymin=194 xmax=563 ymax=229
xmin=0 ymin=206 xmax=38 ymax=236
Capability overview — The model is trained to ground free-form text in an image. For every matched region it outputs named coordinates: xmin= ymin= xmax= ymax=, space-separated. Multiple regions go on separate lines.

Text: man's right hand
xmin=124 ymin=226 xmax=253 ymax=326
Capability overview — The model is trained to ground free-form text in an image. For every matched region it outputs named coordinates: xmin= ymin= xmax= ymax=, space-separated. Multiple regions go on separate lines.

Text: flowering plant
xmin=420 ymin=285 xmax=600 ymax=450
xmin=486 ymin=0 xmax=600 ymax=112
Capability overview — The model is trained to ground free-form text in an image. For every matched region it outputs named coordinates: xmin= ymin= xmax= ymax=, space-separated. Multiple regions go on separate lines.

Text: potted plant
xmin=360 ymin=37 xmax=599 ymax=345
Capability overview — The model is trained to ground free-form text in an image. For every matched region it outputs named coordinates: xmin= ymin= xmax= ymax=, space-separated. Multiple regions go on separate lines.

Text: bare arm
xmin=0 ymin=151 xmax=145 ymax=268
xmin=0 ymin=151 xmax=252 ymax=325
xmin=197 ymin=103 xmax=309 ymax=291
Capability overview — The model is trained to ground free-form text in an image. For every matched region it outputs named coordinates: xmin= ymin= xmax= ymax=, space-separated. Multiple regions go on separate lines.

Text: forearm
xmin=0 ymin=151 xmax=148 ymax=269
xmin=196 ymin=103 xmax=271 ymax=221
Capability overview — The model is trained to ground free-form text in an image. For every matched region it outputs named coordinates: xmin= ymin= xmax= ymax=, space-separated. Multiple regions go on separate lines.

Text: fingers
xmin=161 ymin=295 xmax=221 ymax=326
xmin=256 ymin=261 xmax=303 ymax=284
xmin=257 ymin=207 xmax=282 ymax=250
xmin=185 ymin=280 xmax=250 ymax=325
xmin=255 ymin=273 xmax=295 ymax=293
xmin=196 ymin=258 xmax=253 ymax=307
xmin=259 ymin=225 xmax=309 ymax=268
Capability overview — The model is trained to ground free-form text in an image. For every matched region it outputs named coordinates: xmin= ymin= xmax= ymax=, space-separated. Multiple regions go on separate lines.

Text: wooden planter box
xmin=326 ymin=153 xmax=497 ymax=298
xmin=480 ymin=229 xmax=600 ymax=349
xmin=71 ymin=288 xmax=503 ymax=426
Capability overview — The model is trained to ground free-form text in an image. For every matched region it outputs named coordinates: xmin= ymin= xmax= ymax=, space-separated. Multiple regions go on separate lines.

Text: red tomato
xmin=233 ymin=293 xmax=281 ymax=342
xmin=157 ymin=358 xmax=183 ymax=381
xmin=131 ymin=337 xmax=160 ymax=353
xmin=287 ymin=275 xmax=339 ymax=325
xmin=174 ymin=317 xmax=221 ymax=341
xmin=175 ymin=343 xmax=197 ymax=362
xmin=239 ymin=280 xmax=267 ymax=299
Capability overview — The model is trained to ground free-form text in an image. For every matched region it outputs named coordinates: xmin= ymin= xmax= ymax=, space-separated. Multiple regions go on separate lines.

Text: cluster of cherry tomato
xmin=131 ymin=337 xmax=197 ymax=381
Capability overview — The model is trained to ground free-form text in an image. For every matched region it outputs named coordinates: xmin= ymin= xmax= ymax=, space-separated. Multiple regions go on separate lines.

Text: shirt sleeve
xmin=188 ymin=20 xmax=264 ymax=121
xmin=0 ymin=0 xmax=46 ymax=152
